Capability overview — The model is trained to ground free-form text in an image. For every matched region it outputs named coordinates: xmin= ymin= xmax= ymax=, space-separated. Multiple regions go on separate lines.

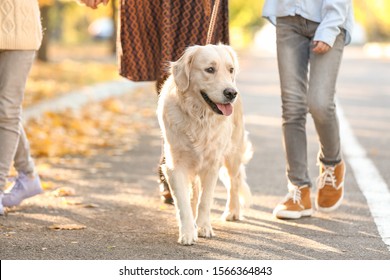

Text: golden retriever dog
xmin=157 ymin=44 xmax=252 ymax=245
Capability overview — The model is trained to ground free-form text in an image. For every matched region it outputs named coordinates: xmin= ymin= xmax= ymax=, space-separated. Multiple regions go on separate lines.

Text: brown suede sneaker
xmin=273 ymin=184 xmax=313 ymax=219
xmin=316 ymin=160 xmax=345 ymax=212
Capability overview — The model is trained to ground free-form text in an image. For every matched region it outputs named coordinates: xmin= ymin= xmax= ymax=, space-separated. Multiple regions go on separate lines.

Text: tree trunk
xmin=37 ymin=6 xmax=50 ymax=62
xmin=110 ymin=0 xmax=118 ymax=55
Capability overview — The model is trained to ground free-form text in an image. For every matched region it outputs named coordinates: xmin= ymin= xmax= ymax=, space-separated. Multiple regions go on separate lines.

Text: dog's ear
xmin=220 ymin=44 xmax=240 ymax=81
xmin=172 ymin=45 xmax=200 ymax=92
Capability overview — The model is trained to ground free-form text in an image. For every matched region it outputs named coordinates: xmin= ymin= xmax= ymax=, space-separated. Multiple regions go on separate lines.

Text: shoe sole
xmin=24 ymin=187 xmax=44 ymax=199
xmin=274 ymin=208 xmax=313 ymax=219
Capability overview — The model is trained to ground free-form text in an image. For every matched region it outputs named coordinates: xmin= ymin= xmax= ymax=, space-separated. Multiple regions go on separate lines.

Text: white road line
xmin=337 ymin=102 xmax=390 ymax=251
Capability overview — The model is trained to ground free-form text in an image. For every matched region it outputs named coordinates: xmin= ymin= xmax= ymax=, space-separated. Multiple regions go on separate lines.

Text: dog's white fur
xmin=157 ymin=44 xmax=252 ymax=245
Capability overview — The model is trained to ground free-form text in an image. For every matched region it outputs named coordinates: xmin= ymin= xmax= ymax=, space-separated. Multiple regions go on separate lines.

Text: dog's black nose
xmin=223 ymin=88 xmax=237 ymax=100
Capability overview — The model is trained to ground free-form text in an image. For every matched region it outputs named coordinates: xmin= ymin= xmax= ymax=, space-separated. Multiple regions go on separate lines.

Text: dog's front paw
xmin=178 ymin=225 xmax=198 ymax=245
xmin=198 ymin=225 xmax=215 ymax=238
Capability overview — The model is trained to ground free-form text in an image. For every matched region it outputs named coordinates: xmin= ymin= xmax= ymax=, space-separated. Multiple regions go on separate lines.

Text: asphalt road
xmin=1 ymin=47 xmax=390 ymax=261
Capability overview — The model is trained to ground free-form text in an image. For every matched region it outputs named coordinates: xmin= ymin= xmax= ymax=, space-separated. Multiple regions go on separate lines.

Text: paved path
xmin=1 ymin=47 xmax=390 ymax=260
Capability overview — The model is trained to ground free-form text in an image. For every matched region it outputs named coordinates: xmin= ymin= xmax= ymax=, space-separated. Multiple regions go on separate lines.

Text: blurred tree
xmin=110 ymin=0 xmax=118 ymax=55
xmin=353 ymin=0 xmax=390 ymax=41
xmin=229 ymin=0 xmax=265 ymax=47
xmin=38 ymin=0 xmax=55 ymax=61
xmin=229 ymin=0 xmax=390 ymax=46
xmin=37 ymin=0 xmax=115 ymax=61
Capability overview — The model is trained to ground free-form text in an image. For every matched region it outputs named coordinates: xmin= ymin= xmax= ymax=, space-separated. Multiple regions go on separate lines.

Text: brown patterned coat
xmin=119 ymin=0 xmax=229 ymax=84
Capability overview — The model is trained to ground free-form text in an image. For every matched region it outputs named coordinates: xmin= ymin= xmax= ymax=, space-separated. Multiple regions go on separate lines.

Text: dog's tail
xmin=219 ymin=164 xmax=252 ymax=210
xmin=239 ymin=130 xmax=253 ymax=208
xmin=242 ymin=130 xmax=253 ymax=165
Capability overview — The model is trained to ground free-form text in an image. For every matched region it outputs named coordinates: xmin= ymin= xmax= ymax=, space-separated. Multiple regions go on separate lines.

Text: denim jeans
xmin=276 ymin=16 xmax=345 ymax=187
xmin=0 ymin=50 xmax=36 ymax=189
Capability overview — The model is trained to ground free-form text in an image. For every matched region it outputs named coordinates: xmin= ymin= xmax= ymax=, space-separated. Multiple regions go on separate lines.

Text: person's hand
xmin=79 ymin=0 xmax=109 ymax=9
xmin=312 ymin=41 xmax=331 ymax=54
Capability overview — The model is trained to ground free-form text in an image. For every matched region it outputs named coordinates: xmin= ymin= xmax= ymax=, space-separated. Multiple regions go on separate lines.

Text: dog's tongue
xmin=216 ymin=103 xmax=233 ymax=116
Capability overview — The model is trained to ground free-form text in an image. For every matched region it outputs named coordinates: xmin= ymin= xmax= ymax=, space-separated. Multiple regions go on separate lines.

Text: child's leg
xmin=0 ymin=50 xmax=35 ymax=189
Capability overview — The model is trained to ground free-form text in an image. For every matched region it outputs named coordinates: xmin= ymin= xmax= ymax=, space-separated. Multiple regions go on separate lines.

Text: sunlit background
xmin=38 ymin=0 xmax=390 ymax=62
xmin=24 ymin=0 xmax=390 ymax=128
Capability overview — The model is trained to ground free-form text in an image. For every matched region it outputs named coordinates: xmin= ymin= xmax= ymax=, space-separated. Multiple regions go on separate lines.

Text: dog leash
xmin=206 ymin=0 xmax=221 ymax=45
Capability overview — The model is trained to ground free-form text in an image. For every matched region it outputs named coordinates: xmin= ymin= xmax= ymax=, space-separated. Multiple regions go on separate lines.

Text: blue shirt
xmin=262 ymin=0 xmax=355 ymax=46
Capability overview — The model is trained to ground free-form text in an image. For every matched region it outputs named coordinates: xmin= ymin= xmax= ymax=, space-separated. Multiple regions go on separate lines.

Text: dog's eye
xmin=229 ymin=68 xmax=234 ymax=74
xmin=205 ymin=67 xmax=215 ymax=74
